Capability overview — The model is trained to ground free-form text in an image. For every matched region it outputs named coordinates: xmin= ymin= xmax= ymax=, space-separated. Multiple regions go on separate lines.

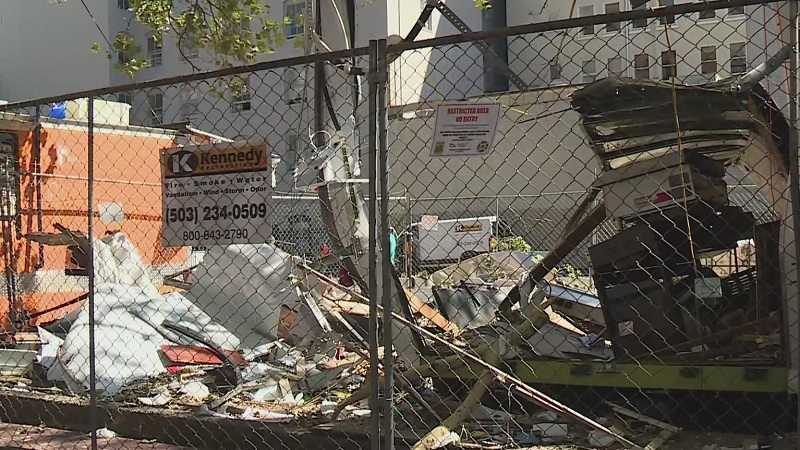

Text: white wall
xmin=388 ymin=0 xmax=485 ymax=105
xmin=0 ymin=0 xmax=112 ymax=101
xmin=387 ymin=89 xmax=598 ymax=201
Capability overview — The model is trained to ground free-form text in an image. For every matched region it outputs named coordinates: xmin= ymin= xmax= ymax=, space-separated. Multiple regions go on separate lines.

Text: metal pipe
xmin=87 ymin=96 xmax=98 ymax=450
xmin=737 ymin=43 xmax=795 ymax=93
xmin=314 ymin=0 xmax=326 ymax=147
xmin=789 ymin=1 xmax=800 ymax=445
xmin=367 ymin=39 xmax=381 ymax=450
xmin=377 ymin=38 xmax=394 ymax=450
xmin=33 ymin=106 xmax=44 ymax=269
xmin=0 ymin=0 xmax=781 ymax=113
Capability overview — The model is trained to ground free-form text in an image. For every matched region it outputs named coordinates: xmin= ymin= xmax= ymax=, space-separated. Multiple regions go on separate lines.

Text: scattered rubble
xmin=4 ymin=72 xmax=797 ymax=449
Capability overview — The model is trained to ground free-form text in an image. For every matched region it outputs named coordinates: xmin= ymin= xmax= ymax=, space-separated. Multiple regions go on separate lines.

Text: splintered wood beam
xmin=528 ymin=202 xmax=607 ymax=283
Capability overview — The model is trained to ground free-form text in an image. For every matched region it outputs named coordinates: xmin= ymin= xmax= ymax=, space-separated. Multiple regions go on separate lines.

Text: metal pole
xmin=788 ymin=2 xmax=800 ymax=447
xmin=367 ymin=39 xmax=381 ymax=450
xmin=405 ymin=190 xmax=412 ymax=287
xmin=314 ymin=0 xmax=326 ymax=149
xmin=33 ymin=106 xmax=44 ymax=270
xmin=87 ymin=97 xmax=98 ymax=450
xmin=377 ymin=38 xmax=394 ymax=450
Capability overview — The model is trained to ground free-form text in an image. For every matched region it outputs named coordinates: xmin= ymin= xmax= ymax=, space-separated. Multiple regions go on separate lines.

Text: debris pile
xmin=4 ymin=73 xmax=798 ymax=449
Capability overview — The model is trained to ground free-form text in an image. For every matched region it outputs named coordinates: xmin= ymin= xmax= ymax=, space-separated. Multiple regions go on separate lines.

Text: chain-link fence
xmin=385 ymin=1 xmax=800 ymax=450
xmin=0 ymin=0 xmax=798 ymax=449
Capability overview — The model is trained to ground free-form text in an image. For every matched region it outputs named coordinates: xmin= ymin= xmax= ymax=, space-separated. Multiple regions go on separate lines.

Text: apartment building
xmin=506 ymin=0 xmax=749 ymax=87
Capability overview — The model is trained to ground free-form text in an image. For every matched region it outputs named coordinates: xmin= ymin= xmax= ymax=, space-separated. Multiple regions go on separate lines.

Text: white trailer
xmin=403 ymin=215 xmax=497 ymax=270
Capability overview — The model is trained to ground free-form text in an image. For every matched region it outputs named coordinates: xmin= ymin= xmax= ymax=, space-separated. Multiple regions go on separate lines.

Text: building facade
xmin=0 ymin=1 xmax=762 ymax=196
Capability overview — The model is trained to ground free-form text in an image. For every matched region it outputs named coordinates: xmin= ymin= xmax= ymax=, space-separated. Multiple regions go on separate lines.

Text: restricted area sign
xmin=161 ymin=141 xmax=273 ymax=247
xmin=430 ymin=103 xmax=501 ymax=157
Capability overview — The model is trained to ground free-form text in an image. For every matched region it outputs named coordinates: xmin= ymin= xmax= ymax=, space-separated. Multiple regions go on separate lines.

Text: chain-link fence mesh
xmin=384 ymin=1 xmax=799 ymax=450
xmin=0 ymin=1 xmax=798 ymax=450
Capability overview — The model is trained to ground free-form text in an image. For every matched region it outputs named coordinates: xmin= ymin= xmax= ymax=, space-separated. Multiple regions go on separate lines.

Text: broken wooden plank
xmin=606 ymin=402 xmax=681 ymax=434
xmin=529 ymin=202 xmax=606 ymax=283
xmin=300 ymin=266 xmax=640 ymax=449
xmin=403 ymin=287 xmax=461 ymax=335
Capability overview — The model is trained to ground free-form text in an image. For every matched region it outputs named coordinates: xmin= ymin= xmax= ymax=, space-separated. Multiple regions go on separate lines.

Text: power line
xmin=78 ymin=0 xmax=115 ymax=53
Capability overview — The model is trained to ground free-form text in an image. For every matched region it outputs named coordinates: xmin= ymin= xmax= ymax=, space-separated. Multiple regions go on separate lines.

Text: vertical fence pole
xmin=789 ymin=1 xmax=800 ymax=446
xmin=367 ymin=39 xmax=382 ymax=450
xmin=405 ymin=190 xmax=412 ymax=286
xmin=87 ymin=96 xmax=98 ymax=450
xmin=377 ymin=38 xmax=394 ymax=450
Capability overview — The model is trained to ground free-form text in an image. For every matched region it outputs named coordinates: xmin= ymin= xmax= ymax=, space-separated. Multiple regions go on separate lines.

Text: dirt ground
xmin=0 ymin=423 xmax=201 ymax=450
xmin=665 ymin=431 xmax=796 ymax=450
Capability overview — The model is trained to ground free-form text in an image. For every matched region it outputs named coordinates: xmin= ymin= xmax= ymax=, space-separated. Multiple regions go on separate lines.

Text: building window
xmin=549 ymin=60 xmax=562 ymax=81
xmin=421 ymin=0 xmax=433 ymax=30
xmin=605 ymin=3 xmax=621 ymax=32
xmin=730 ymin=42 xmax=747 ymax=74
xmin=582 ymin=59 xmax=597 ymax=83
xmin=699 ymin=8 xmax=716 ymax=20
xmin=283 ymin=67 xmax=304 ymax=105
xmin=701 ymin=46 xmax=717 ymax=75
xmin=118 ymin=0 xmax=130 ymax=10
xmin=147 ymin=36 xmax=163 ymax=67
xmin=285 ymin=1 xmax=305 ymax=38
xmin=231 ymin=76 xmax=252 ymax=113
xmin=147 ymin=92 xmax=163 ymax=126
xmin=632 ymin=1 xmax=647 ymax=28
xmin=117 ymin=93 xmax=132 ymax=105
xmin=579 ymin=6 xmax=595 ymax=35
xmin=179 ymin=38 xmax=199 ymax=61
xmin=661 ymin=50 xmax=677 ymax=79
xmin=608 ymin=56 xmax=624 ymax=78
xmin=634 ymin=53 xmax=650 ymax=79
xmin=729 ymin=6 xmax=746 ymax=16
xmin=0 ymin=135 xmax=18 ymax=219
xmin=658 ymin=0 xmax=675 ymax=25
xmin=181 ymin=85 xmax=200 ymax=119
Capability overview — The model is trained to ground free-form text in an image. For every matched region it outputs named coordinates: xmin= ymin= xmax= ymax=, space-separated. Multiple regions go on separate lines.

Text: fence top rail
xmin=387 ymin=0 xmax=781 ymax=54
xmin=0 ymin=47 xmax=369 ymax=112
xmin=0 ymin=0 xmax=779 ymax=112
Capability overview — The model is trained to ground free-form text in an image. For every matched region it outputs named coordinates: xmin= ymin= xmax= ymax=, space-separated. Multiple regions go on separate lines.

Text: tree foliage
xmin=56 ymin=0 xmax=298 ymax=79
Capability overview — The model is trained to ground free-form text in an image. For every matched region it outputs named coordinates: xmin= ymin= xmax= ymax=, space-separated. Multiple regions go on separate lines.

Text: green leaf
xmin=74 ymin=0 xmax=284 ymax=75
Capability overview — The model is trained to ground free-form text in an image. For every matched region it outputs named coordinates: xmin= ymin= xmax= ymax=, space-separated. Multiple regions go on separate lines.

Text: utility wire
xmin=79 ymin=0 xmax=115 ymax=54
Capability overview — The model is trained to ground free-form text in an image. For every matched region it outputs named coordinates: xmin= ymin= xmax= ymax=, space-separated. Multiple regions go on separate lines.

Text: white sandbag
xmin=58 ymin=232 xmax=239 ymax=396
xmin=132 ymin=292 xmax=241 ymax=350
xmin=60 ymin=284 xmax=167 ymax=396
xmin=184 ymin=244 xmax=313 ymax=349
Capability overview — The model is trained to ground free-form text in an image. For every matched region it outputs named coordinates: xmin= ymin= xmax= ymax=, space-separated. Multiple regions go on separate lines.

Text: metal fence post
xmin=87 ymin=96 xmax=98 ymax=450
xmin=367 ymin=39 xmax=382 ymax=450
xmin=377 ymin=38 xmax=394 ymax=450
xmin=789 ymin=2 xmax=800 ymax=447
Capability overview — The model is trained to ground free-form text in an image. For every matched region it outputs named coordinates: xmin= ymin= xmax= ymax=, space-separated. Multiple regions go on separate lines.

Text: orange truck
xmin=0 ymin=109 xmax=219 ymax=333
